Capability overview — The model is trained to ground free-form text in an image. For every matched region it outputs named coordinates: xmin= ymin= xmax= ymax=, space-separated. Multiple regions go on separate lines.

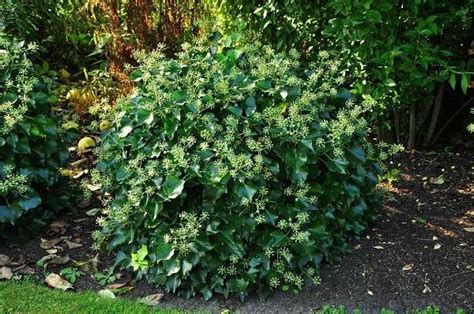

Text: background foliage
xmin=220 ymin=0 xmax=474 ymax=148
xmin=0 ymin=31 xmax=74 ymax=224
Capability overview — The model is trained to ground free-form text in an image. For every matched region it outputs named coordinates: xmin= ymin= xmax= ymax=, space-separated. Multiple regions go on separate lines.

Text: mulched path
xmin=1 ymin=149 xmax=473 ymax=313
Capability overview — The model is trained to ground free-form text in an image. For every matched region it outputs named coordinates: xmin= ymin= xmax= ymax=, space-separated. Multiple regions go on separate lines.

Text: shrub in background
xmin=219 ymin=0 xmax=474 ymax=148
xmin=0 ymin=31 xmax=72 ymax=224
xmin=95 ymin=33 xmax=382 ymax=299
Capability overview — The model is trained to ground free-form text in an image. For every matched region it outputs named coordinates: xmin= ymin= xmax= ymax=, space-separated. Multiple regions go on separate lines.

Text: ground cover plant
xmin=94 ymin=33 xmax=383 ymax=300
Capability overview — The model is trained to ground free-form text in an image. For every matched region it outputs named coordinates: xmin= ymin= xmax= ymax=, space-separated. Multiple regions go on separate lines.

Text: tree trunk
xmin=393 ymin=109 xmax=401 ymax=144
xmin=407 ymin=104 xmax=416 ymax=150
xmin=423 ymin=83 xmax=445 ymax=146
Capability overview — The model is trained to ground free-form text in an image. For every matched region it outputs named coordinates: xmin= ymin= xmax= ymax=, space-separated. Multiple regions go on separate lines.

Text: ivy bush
xmin=0 ymin=31 xmax=71 ymax=224
xmin=95 ymin=33 xmax=382 ymax=299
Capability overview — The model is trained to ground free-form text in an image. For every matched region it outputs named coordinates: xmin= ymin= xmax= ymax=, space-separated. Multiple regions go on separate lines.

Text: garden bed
xmin=1 ymin=149 xmax=472 ymax=312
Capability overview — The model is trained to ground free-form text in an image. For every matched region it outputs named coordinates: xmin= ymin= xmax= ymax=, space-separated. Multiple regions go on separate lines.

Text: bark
xmin=407 ymin=104 xmax=416 ymax=150
xmin=423 ymin=83 xmax=445 ymax=146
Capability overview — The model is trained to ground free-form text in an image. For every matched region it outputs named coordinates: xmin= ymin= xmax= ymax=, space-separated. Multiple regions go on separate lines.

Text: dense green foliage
xmin=0 ymin=31 xmax=71 ymax=224
xmin=0 ymin=0 xmax=98 ymax=69
xmin=221 ymin=0 xmax=474 ymax=147
xmin=94 ymin=34 xmax=382 ymax=299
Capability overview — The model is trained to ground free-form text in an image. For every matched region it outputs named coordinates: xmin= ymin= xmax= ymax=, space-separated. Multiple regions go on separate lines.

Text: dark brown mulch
xmin=1 ymin=149 xmax=473 ymax=313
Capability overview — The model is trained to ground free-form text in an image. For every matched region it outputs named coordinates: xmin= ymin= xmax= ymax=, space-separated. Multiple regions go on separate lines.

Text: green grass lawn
xmin=0 ymin=281 xmax=467 ymax=314
xmin=0 ymin=281 xmax=178 ymax=314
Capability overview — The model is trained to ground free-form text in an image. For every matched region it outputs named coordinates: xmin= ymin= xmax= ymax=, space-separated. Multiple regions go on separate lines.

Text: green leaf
xmin=131 ymin=245 xmax=148 ymax=271
xmin=155 ymin=242 xmax=174 ymax=262
xmin=18 ymin=193 xmax=42 ymax=210
xmin=201 ymin=288 xmax=213 ymax=301
xmin=264 ymin=231 xmax=286 ymax=248
xmin=137 ymin=245 xmax=148 ymax=260
xmin=107 ymin=229 xmax=129 ymax=250
xmin=384 ymin=79 xmax=396 ymax=87
xmin=227 ymin=106 xmax=242 ymax=117
xmin=130 ymin=69 xmax=143 ymax=82
xmin=461 ymin=74 xmax=469 ymax=94
xmin=236 ymin=182 xmax=257 ymax=201
xmin=163 ymin=259 xmax=180 ymax=276
xmin=146 ymin=202 xmax=162 ymax=220
xmin=449 ymin=73 xmax=456 ymax=90
xmin=328 ymin=158 xmax=349 ymax=174
xmin=0 ymin=205 xmax=21 ymax=223
xmin=336 ymin=88 xmax=352 ymax=100
xmin=349 ymin=147 xmax=366 ymax=163
xmin=221 ymin=232 xmax=244 ymax=258
xmin=165 ymin=276 xmax=181 ymax=293
xmin=245 ymin=96 xmax=256 ymax=116
xmin=118 ymin=125 xmax=133 ymax=138
xmin=162 ymin=176 xmax=185 ymax=199
xmin=256 ymin=80 xmax=272 ymax=90
xmin=205 ymin=221 xmax=220 ymax=235
xmin=182 ymin=260 xmax=193 ymax=276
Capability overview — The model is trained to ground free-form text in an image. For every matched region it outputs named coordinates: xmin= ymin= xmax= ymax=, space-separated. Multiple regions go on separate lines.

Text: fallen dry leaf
xmin=77 ymin=197 xmax=91 ymax=208
xmin=70 ymin=158 xmax=88 ymax=168
xmin=367 ymin=290 xmax=374 ymax=296
xmin=354 ymin=244 xmax=361 ymax=250
xmin=40 ymin=238 xmax=62 ymax=249
xmin=73 ymin=218 xmax=88 ymax=223
xmin=434 ymin=243 xmax=442 ymax=250
xmin=86 ymin=208 xmax=100 ymax=217
xmin=426 ymin=223 xmax=458 ymax=238
xmin=37 ymin=255 xmax=71 ymax=268
xmin=422 ymin=284 xmax=432 ymax=294
xmin=106 ymin=281 xmax=134 ymax=294
xmin=50 ymin=221 xmax=67 ymax=228
xmin=66 ymin=240 xmax=83 ymax=250
xmin=72 ymin=170 xmax=87 ymax=179
xmin=86 ymin=183 xmax=101 ymax=192
xmin=373 ymin=246 xmax=384 ymax=250
xmin=0 ymin=267 xmax=13 ymax=280
xmin=46 ymin=249 xmax=59 ymax=254
xmin=50 ymin=221 xmax=68 ymax=234
xmin=45 ymin=273 xmax=73 ymax=290
xmin=464 ymin=227 xmax=474 ymax=233
xmin=7 ymin=255 xmax=24 ymax=267
xmin=15 ymin=265 xmax=35 ymax=275
xmin=139 ymin=293 xmax=164 ymax=306
xmin=430 ymin=175 xmax=445 ymax=185
xmin=0 ymin=254 xmax=10 ymax=266
xmin=402 ymin=263 xmax=415 ymax=271
xmin=98 ymin=289 xmax=116 ymax=299
xmin=72 ymin=253 xmax=99 ymax=274
xmin=106 ymin=282 xmax=128 ymax=290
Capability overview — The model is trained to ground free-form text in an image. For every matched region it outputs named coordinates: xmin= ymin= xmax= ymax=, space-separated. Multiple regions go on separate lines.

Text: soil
xmin=1 ymin=149 xmax=473 ymax=313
